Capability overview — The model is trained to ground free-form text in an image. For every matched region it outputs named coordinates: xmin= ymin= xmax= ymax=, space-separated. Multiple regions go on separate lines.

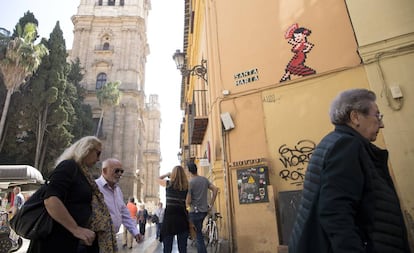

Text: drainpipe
xmin=219 ymin=99 xmax=234 ymax=252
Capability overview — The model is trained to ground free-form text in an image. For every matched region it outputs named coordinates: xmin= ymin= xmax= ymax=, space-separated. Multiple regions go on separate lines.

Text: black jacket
xmin=289 ymin=125 xmax=410 ymax=253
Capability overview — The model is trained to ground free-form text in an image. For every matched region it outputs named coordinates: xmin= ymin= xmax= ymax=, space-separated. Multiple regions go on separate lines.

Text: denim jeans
xmin=189 ymin=212 xmax=208 ymax=253
xmin=162 ymin=231 xmax=189 ymax=253
xmin=138 ymin=221 xmax=146 ymax=235
xmin=156 ymin=222 xmax=163 ymax=238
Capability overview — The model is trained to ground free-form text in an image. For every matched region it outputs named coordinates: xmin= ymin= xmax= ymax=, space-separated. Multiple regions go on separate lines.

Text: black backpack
xmin=151 ymin=214 xmax=159 ymax=224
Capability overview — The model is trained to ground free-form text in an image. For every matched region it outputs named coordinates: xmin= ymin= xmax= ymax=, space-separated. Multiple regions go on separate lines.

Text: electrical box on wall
xmin=390 ymin=85 xmax=403 ymax=99
xmin=220 ymin=112 xmax=235 ymax=131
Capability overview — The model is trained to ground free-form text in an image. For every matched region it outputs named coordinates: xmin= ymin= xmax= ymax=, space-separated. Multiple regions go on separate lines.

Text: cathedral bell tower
xmin=69 ymin=0 xmax=154 ymax=202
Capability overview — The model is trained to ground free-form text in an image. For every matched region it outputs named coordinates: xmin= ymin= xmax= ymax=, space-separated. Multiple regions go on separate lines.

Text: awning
xmin=0 ymin=165 xmax=45 ymax=189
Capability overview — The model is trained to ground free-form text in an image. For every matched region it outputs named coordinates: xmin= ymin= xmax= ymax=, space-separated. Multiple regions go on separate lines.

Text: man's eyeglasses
xmin=370 ymin=113 xmax=384 ymax=121
xmin=114 ymin=168 xmax=124 ymax=174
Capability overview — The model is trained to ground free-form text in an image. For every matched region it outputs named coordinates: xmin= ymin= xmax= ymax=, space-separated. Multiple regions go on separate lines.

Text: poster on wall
xmin=237 ymin=166 xmax=269 ymax=204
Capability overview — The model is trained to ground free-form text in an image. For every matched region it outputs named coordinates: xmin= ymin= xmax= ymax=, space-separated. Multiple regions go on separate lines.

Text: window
xmin=120 ymin=0 xmax=124 ymax=6
xmin=103 ymin=42 xmax=110 ymax=50
xmin=108 ymin=0 xmax=115 ymax=6
xmin=94 ymin=118 xmax=104 ymax=138
xmin=96 ymin=73 xmax=107 ymax=89
xmin=98 ymin=0 xmax=103 ymax=5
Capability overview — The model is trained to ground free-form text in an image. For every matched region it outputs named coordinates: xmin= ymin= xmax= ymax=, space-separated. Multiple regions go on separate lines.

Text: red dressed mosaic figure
xmin=280 ymin=24 xmax=316 ymax=82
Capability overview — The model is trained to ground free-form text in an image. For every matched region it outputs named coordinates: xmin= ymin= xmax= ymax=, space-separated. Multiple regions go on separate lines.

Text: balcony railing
xmin=188 ymin=90 xmax=208 ymax=145
xmin=181 ymin=145 xmax=197 ymax=164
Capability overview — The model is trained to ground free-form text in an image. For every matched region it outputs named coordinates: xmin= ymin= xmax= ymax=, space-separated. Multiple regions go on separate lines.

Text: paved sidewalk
xmin=15 ymin=223 xmax=230 ymax=252
xmin=118 ymin=223 xmax=230 ymax=253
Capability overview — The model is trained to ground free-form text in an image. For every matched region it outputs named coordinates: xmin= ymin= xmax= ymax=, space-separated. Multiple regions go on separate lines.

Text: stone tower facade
xmin=142 ymin=94 xmax=161 ymax=210
xmin=69 ymin=0 xmax=160 ymax=205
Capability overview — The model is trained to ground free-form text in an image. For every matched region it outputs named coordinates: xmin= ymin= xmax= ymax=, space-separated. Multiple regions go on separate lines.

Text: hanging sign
xmin=199 ymin=158 xmax=209 ymax=167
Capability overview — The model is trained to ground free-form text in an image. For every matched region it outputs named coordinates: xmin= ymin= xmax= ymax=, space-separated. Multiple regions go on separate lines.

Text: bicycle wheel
xmin=212 ymin=223 xmax=219 ymax=245
xmin=204 ymin=223 xmax=211 ymax=246
xmin=208 ymin=222 xmax=216 ymax=245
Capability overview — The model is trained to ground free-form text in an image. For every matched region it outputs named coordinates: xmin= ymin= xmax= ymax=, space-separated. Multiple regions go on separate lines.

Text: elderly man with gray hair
xmin=97 ymin=159 xmax=141 ymax=245
xmin=81 ymin=158 xmax=142 ymax=252
xmin=289 ymin=89 xmax=411 ymax=253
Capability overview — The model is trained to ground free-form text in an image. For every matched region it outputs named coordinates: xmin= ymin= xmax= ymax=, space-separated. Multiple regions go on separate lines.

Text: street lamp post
xmin=172 ymin=49 xmax=208 ymax=82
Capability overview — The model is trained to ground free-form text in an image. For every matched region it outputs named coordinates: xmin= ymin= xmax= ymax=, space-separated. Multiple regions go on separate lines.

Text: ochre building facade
xmin=177 ymin=0 xmax=414 ymax=252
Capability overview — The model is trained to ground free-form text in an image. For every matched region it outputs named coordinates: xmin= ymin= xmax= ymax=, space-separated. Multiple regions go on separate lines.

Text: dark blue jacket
xmin=289 ymin=125 xmax=410 ymax=253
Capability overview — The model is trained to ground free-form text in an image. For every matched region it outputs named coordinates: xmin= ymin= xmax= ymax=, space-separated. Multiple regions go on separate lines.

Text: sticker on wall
xmin=280 ymin=23 xmax=316 ymax=82
xmin=237 ymin=166 xmax=269 ymax=204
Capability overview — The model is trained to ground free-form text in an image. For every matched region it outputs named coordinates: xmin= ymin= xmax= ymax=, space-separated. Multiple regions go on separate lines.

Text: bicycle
xmin=204 ymin=212 xmax=222 ymax=246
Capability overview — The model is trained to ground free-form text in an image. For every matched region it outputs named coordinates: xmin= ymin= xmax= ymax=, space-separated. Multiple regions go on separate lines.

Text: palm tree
xmin=0 ymin=28 xmax=11 ymax=57
xmin=0 ymin=23 xmax=48 ymax=149
xmin=95 ymin=81 xmax=121 ymax=137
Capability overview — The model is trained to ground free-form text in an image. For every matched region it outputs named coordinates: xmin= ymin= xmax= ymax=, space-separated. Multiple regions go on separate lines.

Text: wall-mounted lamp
xmin=177 ymin=151 xmax=182 ymax=162
xmin=173 ymin=49 xmax=208 ymax=82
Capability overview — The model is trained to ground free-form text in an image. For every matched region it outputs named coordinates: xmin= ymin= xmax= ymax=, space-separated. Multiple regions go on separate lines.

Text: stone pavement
xmin=118 ymin=223 xmax=230 ymax=253
xmin=15 ymin=223 xmax=230 ymax=253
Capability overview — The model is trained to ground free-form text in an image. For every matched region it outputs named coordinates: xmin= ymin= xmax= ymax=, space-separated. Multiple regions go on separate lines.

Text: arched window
xmin=96 ymin=73 xmax=107 ymax=89
xmin=103 ymin=42 xmax=110 ymax=50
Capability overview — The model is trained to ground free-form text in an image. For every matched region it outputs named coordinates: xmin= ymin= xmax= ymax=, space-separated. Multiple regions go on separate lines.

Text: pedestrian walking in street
xmin=8 ymin=186 xmax=25 ymax=216
xmin=122 ymin=197 xmax=138 ymax=249
xmin=157 ymin=166 xmax=189 ymax=253
xmin=81 ymin=158 xmax=141 ymax=253
xmin=186 ymin=162 xmax=218 ymax=253
xmin=137 ymin=204 xmax=149 ymax=236
xmin=154 ymin=202 xmax=165 ymax=240
xmin=28 ymin=136 xmax=110 ymax=253
xmin=289 ymin=89 xmax=411 ymax=253
xmin=1 ymin=193 xmax=8 ymax=211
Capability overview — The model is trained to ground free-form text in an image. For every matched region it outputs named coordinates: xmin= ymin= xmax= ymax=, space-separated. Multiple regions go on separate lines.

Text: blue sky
xmin=1 ymin=1 xmax=78 ymax=46
xmin=1 ymin=0 xmax=184 ymax=179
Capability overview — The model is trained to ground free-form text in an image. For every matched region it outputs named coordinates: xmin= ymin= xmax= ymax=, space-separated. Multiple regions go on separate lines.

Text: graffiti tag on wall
xmin=277 ymin=139 xmax=315 ymax=186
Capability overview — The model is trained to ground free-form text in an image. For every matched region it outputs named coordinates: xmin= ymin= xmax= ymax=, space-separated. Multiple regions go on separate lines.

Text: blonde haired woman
xmin=157 ymin=166 xmax=189 ymax=253
xmin=28 ymin=136 xmax=116 ymax=253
